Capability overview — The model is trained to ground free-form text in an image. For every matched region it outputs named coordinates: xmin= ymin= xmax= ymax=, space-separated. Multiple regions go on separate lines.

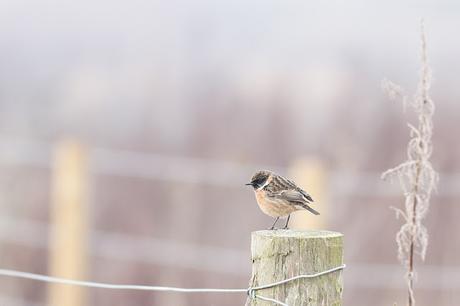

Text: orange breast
xmin=255 ymin=190 xmax=296 ymax=217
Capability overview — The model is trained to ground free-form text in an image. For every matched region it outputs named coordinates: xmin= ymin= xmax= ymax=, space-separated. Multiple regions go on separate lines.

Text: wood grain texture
xmin=247 ymin=230 xmax=344 ymax=306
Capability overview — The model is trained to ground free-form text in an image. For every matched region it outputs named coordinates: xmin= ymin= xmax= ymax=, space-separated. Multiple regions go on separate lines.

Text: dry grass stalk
xmin=381 ymin=20 xmax=438 ymax=306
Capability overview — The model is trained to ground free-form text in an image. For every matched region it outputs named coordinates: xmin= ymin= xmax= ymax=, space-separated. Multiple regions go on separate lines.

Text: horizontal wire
xmin=255 ymin=294 xmax=289 ymax=306
xmin=0 ymin=269 xmax=246 ymax=293
xmin=252 ymin=264 xmax=346 ymax=291
xmin=0 ymin=265 xmax=345 ymax=306
xmin=247 ymin=264 xmax=346 ymax=305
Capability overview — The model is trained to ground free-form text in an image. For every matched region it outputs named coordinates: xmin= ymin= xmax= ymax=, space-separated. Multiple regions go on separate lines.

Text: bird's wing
xmin=297 ymin=188 xmax=314 ymax=202
xmin=269 ymin=175 xmax=298 ymax=191
xmin=278 ymin=189 xmax=311 ymax=204
xmin=276 ymin=190 xmax=319 ymax=215
xmin=266 ymin=175 xmax=314 ymax=202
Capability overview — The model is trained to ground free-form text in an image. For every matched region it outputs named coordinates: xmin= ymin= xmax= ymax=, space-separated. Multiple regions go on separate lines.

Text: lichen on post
xmin=247 ymin=230 xmax=344 ymax=306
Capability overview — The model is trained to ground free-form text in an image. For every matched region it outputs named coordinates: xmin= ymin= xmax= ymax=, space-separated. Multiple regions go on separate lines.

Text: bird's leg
xmin=283 ymin=215 xmax=291 ymax=229
xmin=269 ymin=217 xmax=280 ymax=230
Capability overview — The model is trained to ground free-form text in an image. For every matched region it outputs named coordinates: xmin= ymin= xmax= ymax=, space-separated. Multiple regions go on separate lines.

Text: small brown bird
xmin=246 ymin=170 xmax=319 ymax=230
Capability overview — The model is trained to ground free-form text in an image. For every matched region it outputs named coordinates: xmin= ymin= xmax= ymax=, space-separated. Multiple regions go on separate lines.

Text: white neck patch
xmin=257 ymin=178 xmax=270 ymax=190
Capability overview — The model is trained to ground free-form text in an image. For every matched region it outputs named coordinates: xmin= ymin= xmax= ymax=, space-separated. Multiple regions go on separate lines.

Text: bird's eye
xmin=254 ymin=178 xmax=266 ymax=187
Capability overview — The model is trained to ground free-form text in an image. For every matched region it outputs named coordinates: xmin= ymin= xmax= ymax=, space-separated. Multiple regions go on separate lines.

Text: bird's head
xmin=246 ymin=170 xmax=272 ymax=190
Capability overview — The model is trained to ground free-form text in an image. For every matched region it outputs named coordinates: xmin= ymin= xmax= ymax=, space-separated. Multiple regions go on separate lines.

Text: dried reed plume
xmin=381 ymin=20 xmax=438 ymax=306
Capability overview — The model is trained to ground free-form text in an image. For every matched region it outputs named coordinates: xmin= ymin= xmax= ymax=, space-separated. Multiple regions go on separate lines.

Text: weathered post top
xmin=247 ymin=229 xmax=344 ymax=306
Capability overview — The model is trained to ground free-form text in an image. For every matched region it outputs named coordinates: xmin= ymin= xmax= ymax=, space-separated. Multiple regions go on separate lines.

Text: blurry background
xmin=0 ymin=1 xmax=459 ymax=305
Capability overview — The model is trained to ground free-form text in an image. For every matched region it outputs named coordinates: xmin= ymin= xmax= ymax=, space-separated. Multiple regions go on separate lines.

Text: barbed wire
xmin=0 ymin=265 xmax=345 ymax=306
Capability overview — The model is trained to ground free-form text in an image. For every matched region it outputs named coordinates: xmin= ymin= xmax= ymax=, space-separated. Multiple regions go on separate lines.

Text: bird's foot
xmin=282 ymin=215 xmax=291 ymax=230
xmin=269 ymin=217 xmax=280 ymax=230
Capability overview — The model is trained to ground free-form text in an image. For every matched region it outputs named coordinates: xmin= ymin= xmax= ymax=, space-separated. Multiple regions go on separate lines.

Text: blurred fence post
xmin=247 ymin=230 xmax=344 ymax=306
xmin=48 ymin=140 xmax=89 ymax=306
xmin=288 ymin=158 xmax=327 ymax=229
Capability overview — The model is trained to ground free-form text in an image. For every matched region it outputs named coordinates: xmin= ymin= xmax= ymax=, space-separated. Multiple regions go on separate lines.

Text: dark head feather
xmin=246 ymin=170 xmax=272 ymax=189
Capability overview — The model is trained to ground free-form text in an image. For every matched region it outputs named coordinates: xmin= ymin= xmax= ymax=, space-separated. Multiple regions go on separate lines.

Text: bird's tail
xmin=302 ymin=204 xmax=320 ymax=215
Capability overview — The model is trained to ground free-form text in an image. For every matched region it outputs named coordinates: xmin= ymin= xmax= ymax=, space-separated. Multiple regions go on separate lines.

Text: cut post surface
xmin=247 ymin=230 xmax=344 ymax=306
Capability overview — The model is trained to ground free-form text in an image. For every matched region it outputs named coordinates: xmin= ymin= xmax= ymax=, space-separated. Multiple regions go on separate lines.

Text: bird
xmin=246 ymin=170 xmax=319 ymax=230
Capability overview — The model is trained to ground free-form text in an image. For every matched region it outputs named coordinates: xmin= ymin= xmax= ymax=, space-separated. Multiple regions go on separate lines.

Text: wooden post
xmin=48 ymin=141 xmax=88 ymax=306
xmin=247 ymin=230 xmax=344 ymax=306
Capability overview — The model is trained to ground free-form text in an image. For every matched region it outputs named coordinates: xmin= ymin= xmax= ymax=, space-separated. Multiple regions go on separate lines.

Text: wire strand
xmin=0 ymin=265 xmax=345 ymax=306
xmin=252 ymin=264 xmax=346 ymax=292
xmin=0 ymin=269 xmax=246 ymax=293
xmin=255 ymin=294 xmax=289 ymax=306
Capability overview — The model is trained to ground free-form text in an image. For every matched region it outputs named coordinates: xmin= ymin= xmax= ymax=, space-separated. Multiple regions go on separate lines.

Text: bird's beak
xmin=245 ymin=182 xmax=253 ymax=186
